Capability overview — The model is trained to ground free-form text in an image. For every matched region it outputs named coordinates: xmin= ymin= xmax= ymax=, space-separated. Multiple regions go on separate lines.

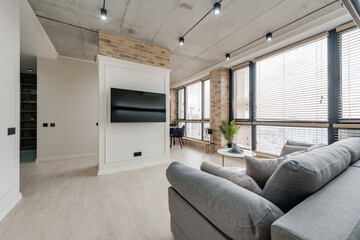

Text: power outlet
xmin=7 ymin=128 xmax=15 ymax=135
xmin=134 ymin=152 xmax=142 ymax=157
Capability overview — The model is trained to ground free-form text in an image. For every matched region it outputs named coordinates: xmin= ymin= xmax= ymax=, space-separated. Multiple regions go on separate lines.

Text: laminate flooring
xmin=0 ymin=145 xmax=245 ymax=240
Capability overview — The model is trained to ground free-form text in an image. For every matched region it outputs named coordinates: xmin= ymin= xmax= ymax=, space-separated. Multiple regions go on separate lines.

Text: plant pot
xmin=227 ymin=143 xmax=233 ymax=148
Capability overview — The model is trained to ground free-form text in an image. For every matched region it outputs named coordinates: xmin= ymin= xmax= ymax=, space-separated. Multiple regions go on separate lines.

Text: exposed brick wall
xmin=98 ymin=31 xmax=170 ymax=69
xmin=210 ymin=68 xmax=229 ymax=150
xmin=170 ymin=89 xmax=178 ymax=122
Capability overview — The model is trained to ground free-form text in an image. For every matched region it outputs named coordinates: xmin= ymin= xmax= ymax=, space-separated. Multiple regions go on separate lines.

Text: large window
xmin=233 ymin=66 xmax=250 ymax=119
xmin=203 ymin=80 xmax=210 ymax=119
xmin=256 ymin=125 xmax=328 ymax=155
xmin=178 ymin=79 xmax=210 ymax=140
xmin=186 ymin=82 xmax=202 ymax=120
xmin=256 ymin=37 xmax=328 ymax=122
xmin=339 ymin=27 xmax=360 ymax=121
xmin=178 ymin=88 xmax=185 ymax=119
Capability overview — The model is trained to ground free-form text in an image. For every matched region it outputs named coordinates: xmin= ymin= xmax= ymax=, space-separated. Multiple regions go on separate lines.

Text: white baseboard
xmin=98 ymin=158 xmax=170 ymax=175
xmin=36 ymin=152 xmax=98 ymax=162
xmin=0 ymin=193 xmax=22 ymax=222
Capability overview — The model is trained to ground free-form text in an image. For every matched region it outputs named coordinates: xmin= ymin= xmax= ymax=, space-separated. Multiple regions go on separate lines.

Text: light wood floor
xmin=0 ymin=145 xmax=246 ymax=240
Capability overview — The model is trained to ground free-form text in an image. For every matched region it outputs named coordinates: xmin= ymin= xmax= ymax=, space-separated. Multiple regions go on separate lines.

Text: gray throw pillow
xmin=280 ymin=144 xmax=308 ymax=157
xmin=331 ymin=138 xmax=360 ymax=164
xmin=261 ymin=143 xmax=351 ymax=213
xmin=245 ymin=156 xmax=281 ymax=189
xmin=201 ymin=161 xmax=262 ymax=195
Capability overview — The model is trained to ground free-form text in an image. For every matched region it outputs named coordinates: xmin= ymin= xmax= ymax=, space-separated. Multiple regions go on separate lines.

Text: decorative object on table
xmin=205 ymin=128 xmax=214 ymax=154
xmin=22 ymin=88 xmax=31 ymax=101
xmin=172 ymin=120 xmax=179 ymax=128
xmin=218 ymin=120 xmax=241 ymax=148
xmin=230 ymin=143 xmax=243 ymax=153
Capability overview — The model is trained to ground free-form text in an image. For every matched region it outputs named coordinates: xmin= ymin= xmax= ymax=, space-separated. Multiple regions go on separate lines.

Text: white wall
xmin=37 ymin=56 xmax=98 ymax=161
xmin=0 ymin=0 xmax=22 ymax=221
xmin=98 ymin=55 xmax=170 ymax=175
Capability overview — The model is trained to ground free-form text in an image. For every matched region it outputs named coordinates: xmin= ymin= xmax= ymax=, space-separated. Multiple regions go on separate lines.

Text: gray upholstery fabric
xmin=351 ymin=160 xmax=360 ymax=168
xmin=245 ymin=156 xmax=280 ymax=189
xmin=280 ymin=144 xmax=308 ymax=157
xmin=271 ymin=167 xmax=360 ymax=240
xmin=331 ymin=137 xmax=360 ymax=164
xmin=166 ymin=162 xmax=284 ymax=240
xmin=285 ymin=140 xmax=313 ymax=147
xmin=262 ymin=143 xmax=351 ymax=213
xmin=169 ymin=187 xmax=231 ymax=240
xmin=200 ymin=161 xmax=262 ymax=194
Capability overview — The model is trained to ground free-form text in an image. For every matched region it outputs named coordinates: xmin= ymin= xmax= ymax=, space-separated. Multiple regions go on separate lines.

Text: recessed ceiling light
xmin=213 ymin=2 xmax=221 ymax=15
xmin=266 ymin=33 xmax=272 ymax=42
xmin=225 ymin=53 xmax=230 ymax=60
xmin=27 ymin=68 xmax=33 ymax=72
xmin=179 ymin=37 xmax=184 ymax=46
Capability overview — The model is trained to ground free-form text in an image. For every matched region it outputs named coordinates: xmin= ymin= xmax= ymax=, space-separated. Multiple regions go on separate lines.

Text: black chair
xmin=170 ymin=125 xmax=186 ymax=148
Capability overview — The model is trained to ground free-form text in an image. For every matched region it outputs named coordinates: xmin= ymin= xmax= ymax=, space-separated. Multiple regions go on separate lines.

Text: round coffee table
xmin=217 ymin=148 xmax=256 ymax=167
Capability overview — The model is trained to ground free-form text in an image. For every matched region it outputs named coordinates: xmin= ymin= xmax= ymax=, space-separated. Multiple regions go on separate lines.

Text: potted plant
xmin=219 ymin=120 xmax=241 ymax=148
xmin=172 ymin=120 xmax=179 ymax=128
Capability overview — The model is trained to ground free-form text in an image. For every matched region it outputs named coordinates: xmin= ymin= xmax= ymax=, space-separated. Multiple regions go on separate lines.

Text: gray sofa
xmin=166 ymin=138 xmax=360 ymax=240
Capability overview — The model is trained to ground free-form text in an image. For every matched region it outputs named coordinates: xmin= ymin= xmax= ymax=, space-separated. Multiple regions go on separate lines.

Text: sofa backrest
xmin=261 ymin=139 xmax=353 ymax=212
xmin=271 ymin=166 xmax=360 ymax=240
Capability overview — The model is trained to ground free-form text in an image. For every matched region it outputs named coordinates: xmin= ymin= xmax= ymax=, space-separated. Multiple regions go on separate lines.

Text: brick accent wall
xmin=170 ymin=89 xmax=178 ymax=122
xmin=210 ymin=67 xmax=229 ymax=150
xmin=98 ymin=31 xmax=170 ymax=69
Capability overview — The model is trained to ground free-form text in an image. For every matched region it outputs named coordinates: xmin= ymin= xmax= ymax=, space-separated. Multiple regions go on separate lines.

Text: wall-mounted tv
xmin=111 ymin=88 xmax=166 ymax=123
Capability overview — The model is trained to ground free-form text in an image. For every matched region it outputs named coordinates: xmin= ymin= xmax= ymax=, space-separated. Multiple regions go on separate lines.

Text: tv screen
xmin=111 ymin=88 xmax=166 ymax=123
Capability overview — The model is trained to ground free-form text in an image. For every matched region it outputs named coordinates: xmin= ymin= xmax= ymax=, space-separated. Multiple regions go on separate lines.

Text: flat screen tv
xmin=111 ymin=88 xmax=166 ymax=123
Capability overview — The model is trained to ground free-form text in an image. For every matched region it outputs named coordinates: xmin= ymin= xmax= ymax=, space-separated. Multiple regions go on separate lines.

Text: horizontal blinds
xmin=233 ymin=66 xmax=250 ymax=119
xmin=256 ymin=125 xmax=328 ymax=155
xmin=338 ymin=27 xmax=360 ymax=121
xmin=178 ymin=88 xmax=185 ymax=119
xmin=233 ymin=125 xmax=252 ymax=149
xmin=186 ymin=82 xmax=202 ymax=120
xmin=255 ymin=36 xmax=328 ymax=121
xmin=335 ymin=128 xmax=360 ymax=141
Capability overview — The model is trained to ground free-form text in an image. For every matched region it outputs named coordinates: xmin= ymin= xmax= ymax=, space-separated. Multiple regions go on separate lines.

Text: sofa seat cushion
xmin=166 ymin=162 xmax=284 ymax=240
xmin=200 ymin=161 xmax=262 ymax=194
xmin=351 ymin=160 xmax=360 ymax=168
xmin=271 ymin=167 xmax=360 ymax=240
xmin=261 ymin=142 xmax=351 ymax=212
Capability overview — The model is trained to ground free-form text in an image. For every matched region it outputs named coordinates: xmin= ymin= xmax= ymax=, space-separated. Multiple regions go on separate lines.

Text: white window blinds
xmin=339 ymin=27 xmax=360 ymax=121
xmin=178 ymin=88 xmax=185 ymax=119
xmin=233 ymin=66 xmax=250 ymax=119
xmin=255 ymin=36 xmax=328 ymax=122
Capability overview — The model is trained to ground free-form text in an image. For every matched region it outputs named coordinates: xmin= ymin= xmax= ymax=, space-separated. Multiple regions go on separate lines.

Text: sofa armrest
xmin=166 ymin=162 xmax=284 ymax=240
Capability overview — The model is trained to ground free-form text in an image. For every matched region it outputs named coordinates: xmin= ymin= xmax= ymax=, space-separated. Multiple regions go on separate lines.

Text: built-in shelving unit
xmin=20 ymin=73 xmax=37 ymax=151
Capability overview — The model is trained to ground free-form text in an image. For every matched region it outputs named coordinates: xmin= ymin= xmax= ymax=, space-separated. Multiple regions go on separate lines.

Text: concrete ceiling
xmin=20 ymin=0 xmax=57 ymax=74
xmin=27 ymin=0 xmax=342 ymax=83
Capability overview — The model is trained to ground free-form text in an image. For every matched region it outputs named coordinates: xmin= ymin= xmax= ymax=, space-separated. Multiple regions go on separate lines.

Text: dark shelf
xmin=21 ymin=110 xmax=37 ymax=113
xmin=21 ymin=83 xmax=36 ymax=87
xmin=21 ymin=128 xmax=37 ymax=130
xmin=21 ymin=119 xmax=37 ymax=122
xmin=21 ymin=101 xmax=36 ymax=104
xmin=21 ymin=137 xmax=37 ymax=140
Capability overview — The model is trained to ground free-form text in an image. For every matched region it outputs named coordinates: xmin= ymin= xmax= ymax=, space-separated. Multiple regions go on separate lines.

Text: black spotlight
xmin=179 ymin=37 xmax=184 ymax=46
xmin=101 ymin=8 xmax=107 ymax=20
xmin=226 ymin=53 xmax=230 ymax=60
xmin=266 ymin=33 xmax=272 ymax=41
xmin=213 ymin=2 xmax=221 ymax=15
